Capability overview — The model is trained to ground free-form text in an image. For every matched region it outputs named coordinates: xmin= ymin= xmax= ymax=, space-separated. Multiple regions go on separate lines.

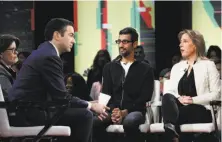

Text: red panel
xmin=139 ymin=0 xmax=152 ymax=28
xmin=101 ymin=30 xmax=106 ymax=49
xmin=102 ymin=0 xmax=107 ymax=23
xmin=101 ymin=0 xmax=107 ymax=49
xmin=31 ymin=9 xmax=35 ymax=31
xmin=73 ymin=1 xmax=78 ymax=31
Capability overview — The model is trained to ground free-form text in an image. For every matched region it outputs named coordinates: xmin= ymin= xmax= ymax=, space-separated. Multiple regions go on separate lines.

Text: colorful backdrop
xmin=74 ymin=0 xmax=155 ymax=75
xmin=192 ymin=0 xmax=221 ymax=51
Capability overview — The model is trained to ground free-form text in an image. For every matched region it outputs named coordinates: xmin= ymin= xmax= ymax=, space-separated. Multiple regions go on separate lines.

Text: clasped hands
xmin=111 ymin=108 xmax=128 ymax=124
xmin=97 ymin=107 xmax=128 ymax=124
xmin=178 ymin=96 xmax=193 ymax=104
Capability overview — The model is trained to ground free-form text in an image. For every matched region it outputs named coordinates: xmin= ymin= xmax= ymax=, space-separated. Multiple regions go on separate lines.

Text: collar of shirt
xmin=0 ymin=60 xmax=11 ymax=68
xmin=49 ymin=41 xmax=60 ymax=57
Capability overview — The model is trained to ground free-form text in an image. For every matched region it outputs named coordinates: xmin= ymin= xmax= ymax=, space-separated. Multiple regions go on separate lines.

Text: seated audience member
xmin=18 ymin=51 xmax=31 ymax=62
xmin=159 ymin=53 xmax=181 ymax=77
xmin=214 ymin=59 xmax=221 ymax=79
xmin=93 ymin=27 xmax=154 ymax=142
xmin=114 ymin=45 xmax=150 ymax=64
xmin=159 ymin=68 xmax=171 ymax=94
xmin=134 ymin=45 xmax=150 ymax=64
xmin=171 ymin=53 xmax=182 ymax=66
xmin=0 ymin=34 xmax=19 ymax=98
xmin=65 ymin=72 xmax=91 ymax=101
xmin=162 ymin=29 xmax=221 ymax=142
xmin=8 ymin=18 xmax=109 ymax=142
xmin=159 ymin=54 xmax=181 ymax=94
xmin=207 ymin=45 xmax=221 ymax=61
xmin=87 ymin=49 xmax=111 ymax=93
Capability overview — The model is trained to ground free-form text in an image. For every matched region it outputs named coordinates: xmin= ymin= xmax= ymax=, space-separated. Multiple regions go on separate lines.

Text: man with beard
xmin=93 ymin=27 xmax=154 ymax=142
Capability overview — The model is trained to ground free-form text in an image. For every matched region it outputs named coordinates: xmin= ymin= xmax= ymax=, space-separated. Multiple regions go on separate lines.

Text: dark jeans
xmin=162 ymin=93 xmax=212 ymax=142
xmin=93 ymin=111 xmax=145 ymax=142
xmin=9 ymin=108 xmax=93 ymax=142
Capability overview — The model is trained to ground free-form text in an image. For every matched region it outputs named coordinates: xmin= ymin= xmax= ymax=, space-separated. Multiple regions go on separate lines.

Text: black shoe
xmin=164 ymin=123 xmax=179 ymax=138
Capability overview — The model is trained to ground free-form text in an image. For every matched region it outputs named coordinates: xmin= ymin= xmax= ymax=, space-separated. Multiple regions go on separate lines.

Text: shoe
xmin=164 ymin=123 xmax=179 ymax=138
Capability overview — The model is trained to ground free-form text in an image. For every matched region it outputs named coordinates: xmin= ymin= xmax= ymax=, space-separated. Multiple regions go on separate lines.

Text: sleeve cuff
xmin=87 ymin=102 xmax=92 ymax=109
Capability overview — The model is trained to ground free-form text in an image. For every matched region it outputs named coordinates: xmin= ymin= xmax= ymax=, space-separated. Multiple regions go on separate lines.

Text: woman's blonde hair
xmin=178 ymin=29 xmax=206 ymax=58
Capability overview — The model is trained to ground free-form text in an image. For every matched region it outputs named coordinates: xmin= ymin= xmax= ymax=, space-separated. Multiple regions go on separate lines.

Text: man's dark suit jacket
xmin=8 ymin=41 xmax=88 ymax=108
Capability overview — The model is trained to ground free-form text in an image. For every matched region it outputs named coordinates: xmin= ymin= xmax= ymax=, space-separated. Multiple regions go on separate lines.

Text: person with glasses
xmin=0 ymin=34 xmax=19 ymax=99
xmin=93 ymin=27 xmax=154 ymax=142
xmin=8 ymin=18 xmax=109 ymax=142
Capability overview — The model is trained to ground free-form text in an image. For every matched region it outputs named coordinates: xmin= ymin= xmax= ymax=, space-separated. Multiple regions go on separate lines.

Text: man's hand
xmin=178 ymin=96 xmax=193 ymax=104
xmin=91 ymin=102 xmax=110 ymax=121
xmin=111 ymin=108 xmax=128 ymax=124
xmin=91 ymin=102 xmax=110 ymax=114
xmin=111 ymin=108 xmax=121 ymax=124
xmin=89 ymin=100 xmax=98 ymax=103
xmin=183 ymin=96 xmax=193 ymax=104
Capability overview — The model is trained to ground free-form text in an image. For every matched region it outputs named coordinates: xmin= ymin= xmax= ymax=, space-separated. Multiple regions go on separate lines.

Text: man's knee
xmin=83 ymin=108 xmax=93 ymax=120
xmin=123 ymin=112 xmax=144 ymax=132
xmin=93 ymin=114 xmax=111 ymax=128
xmin=162 ymin=93 xmax=175 ymax=103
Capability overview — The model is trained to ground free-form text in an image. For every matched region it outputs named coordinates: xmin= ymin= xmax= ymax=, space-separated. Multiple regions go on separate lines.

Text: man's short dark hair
xmin=44 ymin=18 xmax=74 ymax=41
xmin=119 ymin=27 xmax=138 ymax=42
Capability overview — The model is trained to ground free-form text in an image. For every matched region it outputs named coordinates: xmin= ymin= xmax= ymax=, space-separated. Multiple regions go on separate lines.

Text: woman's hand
xmin=178 ymin=96 xmax=193 ymax=104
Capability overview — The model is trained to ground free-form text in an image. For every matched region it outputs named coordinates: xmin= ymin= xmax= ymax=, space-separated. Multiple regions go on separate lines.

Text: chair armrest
xmin=146 ymin=101 xmax=162 ymax=123
xmin=0 ymin=100 xmax=71 ymax=141
xmin=209 ymin=100 xmax=221 ymax=135
xmin=146 ymin=101 xmax=162 ymax=107
xmin=210 ymin=100 xmax=221 ymax=106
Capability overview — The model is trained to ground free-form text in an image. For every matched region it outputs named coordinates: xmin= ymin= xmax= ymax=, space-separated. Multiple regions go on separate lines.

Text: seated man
xmin=93 ymin=27 xmax=154 ymax=142
xmin=8 ymin=18 xmax=108 ymax=142
xmin=134 ymin=45 xmax=150 ymax=64
xmin=214 ymin=59 xmax=221 ymax=79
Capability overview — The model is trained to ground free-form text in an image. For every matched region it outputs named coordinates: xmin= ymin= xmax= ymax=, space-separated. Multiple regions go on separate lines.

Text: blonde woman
xmin=162 ymin=30 xmax=220 ymax=142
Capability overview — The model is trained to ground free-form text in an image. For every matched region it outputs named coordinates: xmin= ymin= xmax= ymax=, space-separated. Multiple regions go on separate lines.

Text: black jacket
xmin=102 ymin=59 xmax=154 ymax=113
xmin=8 ymin=41 xmax=88 ymax=108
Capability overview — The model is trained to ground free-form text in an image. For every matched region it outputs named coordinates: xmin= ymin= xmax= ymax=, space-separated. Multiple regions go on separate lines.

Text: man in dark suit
xmin=8 ymin=18 xmax=109 ymax=142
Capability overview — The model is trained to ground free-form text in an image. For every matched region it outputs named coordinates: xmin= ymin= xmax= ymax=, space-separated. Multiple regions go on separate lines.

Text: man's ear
xmin=53 ymin=31 xmax=61 ymax=41
xmin=133 ymin=41 xmax=138 ymax=48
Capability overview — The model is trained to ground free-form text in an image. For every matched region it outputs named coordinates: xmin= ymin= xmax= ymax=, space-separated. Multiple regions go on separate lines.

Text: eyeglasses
xmin=115 ymin=39 xmax=133 ymax=44
xmin=6 ymin=48 xmax=17 ymax=54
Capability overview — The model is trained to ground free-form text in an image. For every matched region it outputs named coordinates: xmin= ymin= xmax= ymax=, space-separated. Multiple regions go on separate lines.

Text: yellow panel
xmin=75 ymin=1 xmax=101 ymax=75
xmin=192 ymin=1 xmax=222 ymax=51
xmin=107 ymin=1 xmax=133 ymax=59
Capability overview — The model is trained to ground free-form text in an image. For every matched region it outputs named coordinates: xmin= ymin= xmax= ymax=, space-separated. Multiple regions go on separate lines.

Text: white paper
xmin=98 ymin=93 xmax=111 ymax=105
